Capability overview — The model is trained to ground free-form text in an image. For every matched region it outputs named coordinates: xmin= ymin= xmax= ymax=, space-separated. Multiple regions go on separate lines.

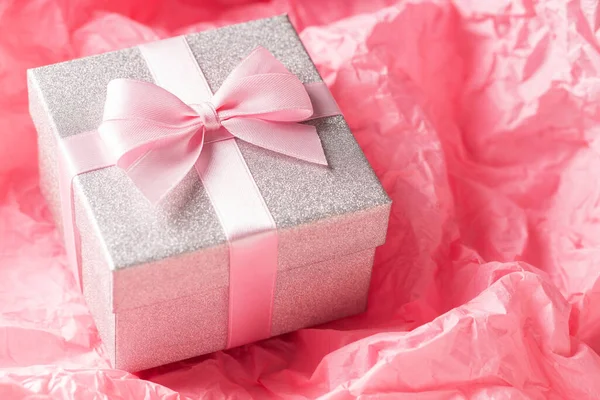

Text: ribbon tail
xmin=126 ymin=131 xmax=205 ymax=204
xmin=222 ymin=118 xmax=328 ymax=166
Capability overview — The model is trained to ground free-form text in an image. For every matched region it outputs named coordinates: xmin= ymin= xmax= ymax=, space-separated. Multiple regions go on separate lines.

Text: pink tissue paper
xmin=3 ymin=0 xmax=600 ymax=398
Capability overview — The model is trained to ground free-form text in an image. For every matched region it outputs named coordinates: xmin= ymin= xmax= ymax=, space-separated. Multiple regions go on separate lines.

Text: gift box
xmin=27 ymin=15 xmax=391 ymax=372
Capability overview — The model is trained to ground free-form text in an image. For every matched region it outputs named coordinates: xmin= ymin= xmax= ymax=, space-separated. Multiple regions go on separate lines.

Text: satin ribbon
xmin=57 ymin=36 xmax=341 ymax=349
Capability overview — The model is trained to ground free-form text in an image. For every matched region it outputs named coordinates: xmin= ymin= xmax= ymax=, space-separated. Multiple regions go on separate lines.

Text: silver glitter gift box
xmin=28 ymin=15 xmax=391 ymax=371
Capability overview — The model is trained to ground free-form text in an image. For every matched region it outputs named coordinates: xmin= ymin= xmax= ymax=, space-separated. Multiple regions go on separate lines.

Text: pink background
xmin=2 ymin=0 xmax=600 ymax=398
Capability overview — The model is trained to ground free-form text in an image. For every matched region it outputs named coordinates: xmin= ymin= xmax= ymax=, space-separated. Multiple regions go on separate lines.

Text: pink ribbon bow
xmin=98 ymin=46 xmax=328 ymax=204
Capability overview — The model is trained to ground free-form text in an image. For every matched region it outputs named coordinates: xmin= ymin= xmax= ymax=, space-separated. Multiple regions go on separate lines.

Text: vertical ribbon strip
xmin=57 ymin=35 xmax=341 ymax=350
xmin=138 ymin=37 xmax=279 ymax=348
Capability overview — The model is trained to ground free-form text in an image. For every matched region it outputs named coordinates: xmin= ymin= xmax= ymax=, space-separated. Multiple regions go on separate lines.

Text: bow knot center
xmin=191 ymin=101 xmax=222 ymax=131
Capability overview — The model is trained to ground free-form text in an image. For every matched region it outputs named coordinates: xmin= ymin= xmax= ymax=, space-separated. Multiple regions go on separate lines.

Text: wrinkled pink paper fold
xmin=5 ymin=0 xmax=600 ymax=399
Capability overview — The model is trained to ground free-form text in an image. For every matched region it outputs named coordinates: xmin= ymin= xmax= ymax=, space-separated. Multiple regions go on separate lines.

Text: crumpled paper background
xmin=2 ymin=0 xmax=600 ymax=398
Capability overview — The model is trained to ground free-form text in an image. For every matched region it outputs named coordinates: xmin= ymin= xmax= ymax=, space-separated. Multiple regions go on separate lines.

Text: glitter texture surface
xmin=114 ymin=248 xmax=374 ymax=372
xmin=29 ymin=15 xmax=391 ymax=370
xmin=28 ymin=72 xmax=62 ymax=231
xmin=76 ymin=186 xmax=116 ymax=363
xmin=271 ymin=248 xmax=375 ymax=336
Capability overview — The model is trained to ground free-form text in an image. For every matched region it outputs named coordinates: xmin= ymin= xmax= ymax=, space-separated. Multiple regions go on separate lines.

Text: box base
xmin=101 ymin=248 xmax=375 ymax=372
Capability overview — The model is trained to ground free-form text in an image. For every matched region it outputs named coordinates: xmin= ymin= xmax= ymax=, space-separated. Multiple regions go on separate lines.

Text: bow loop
xmin=99 ymin=79 xmax=204 ymax=169
xmin=211 ymin=47 xmax=314 ymax=122
xmin=103 ymin=79 xmax=200 ymax=128
xmin=212 ymin=73 xmax=314 ymax=122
